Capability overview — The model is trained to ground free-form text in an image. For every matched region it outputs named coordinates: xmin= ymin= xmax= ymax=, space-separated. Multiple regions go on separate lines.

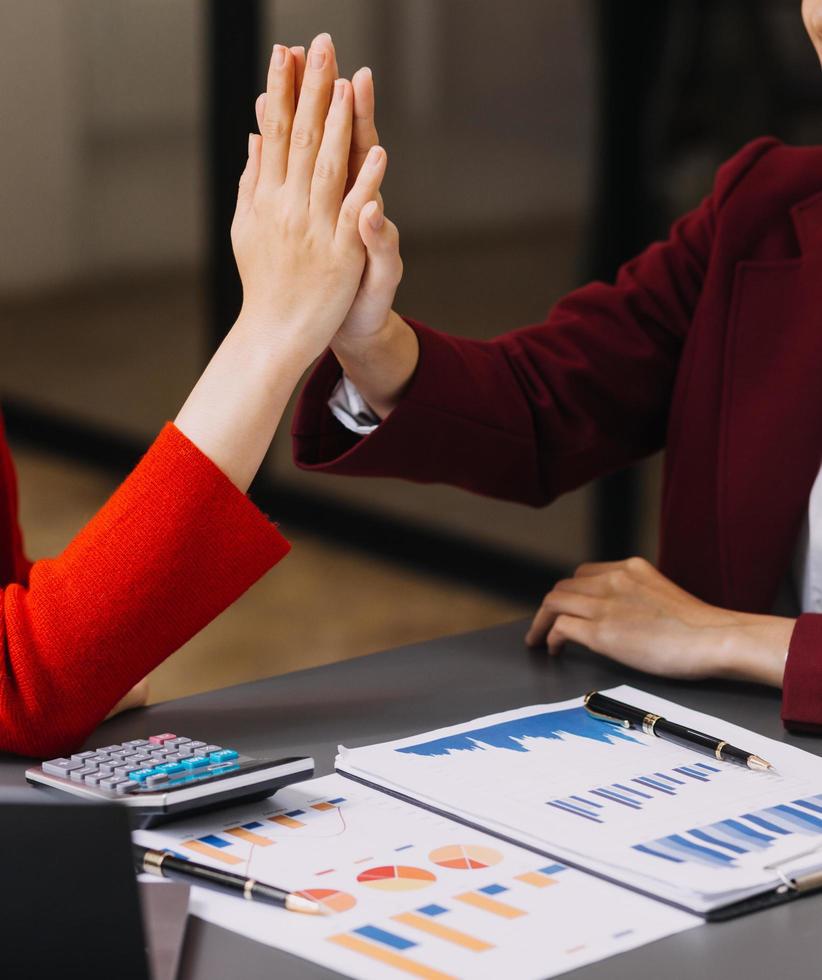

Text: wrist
xmin=712 ymin=613 xmax=794 ymax=687
xmin=232 ymin=309 xmax=318 ymax=379
xmin=331 ymin=309 xmax=400 ymax=366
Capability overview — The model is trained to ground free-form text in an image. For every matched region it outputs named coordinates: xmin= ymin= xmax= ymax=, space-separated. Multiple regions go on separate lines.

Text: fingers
xmin=336 ymin=145 xmax=387 ymax=244
xmin=285 ymin=33 xmax=337 ymax=194
xmin=524 ymin=585 xmax=603 ymax=648
xmin=547 ymin=614 xmax=596 ymax=657
xmin=310 ymin=78 xmax=354 ymax=220
xmin=235 ymin=133 xmax=262 ymax=219
xmin=291 ymin=45 xmax=306 ymax=103
xmin=349 ymin=67 xmax=379 ymax=188
xmin=259 ymin=44 xmax=296 ymax=188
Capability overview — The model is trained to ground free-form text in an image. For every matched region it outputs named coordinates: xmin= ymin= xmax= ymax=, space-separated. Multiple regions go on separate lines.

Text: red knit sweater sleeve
xmin=0 ymin=423 xmax=290 ymax=758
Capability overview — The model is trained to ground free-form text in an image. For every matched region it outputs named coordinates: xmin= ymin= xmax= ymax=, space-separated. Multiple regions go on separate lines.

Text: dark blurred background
xmin=0 ymin=0 xmax=819 ymax=702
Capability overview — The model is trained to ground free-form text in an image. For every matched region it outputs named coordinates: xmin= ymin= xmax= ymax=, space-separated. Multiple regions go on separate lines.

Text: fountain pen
xmin=583 ymin=691 xmax=775 ymax=772
xmin=134 ymin=844 xmax=323 ymax=914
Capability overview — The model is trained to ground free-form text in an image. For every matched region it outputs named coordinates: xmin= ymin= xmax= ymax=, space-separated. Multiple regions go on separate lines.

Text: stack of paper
xmin=337 ymin=686 xmax=822 ymax=915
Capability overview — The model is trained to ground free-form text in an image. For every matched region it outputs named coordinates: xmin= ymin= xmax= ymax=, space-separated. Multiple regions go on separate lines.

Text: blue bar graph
xmin=418 ymin=904 xmax=448 ymax=917
xmin=636 ymin=792 xmax=822 ymax=868
xmin=549 ymin=761 xmax=726 ymax=821
xmin=479 ymin=884 xmax=508 ymax=895
xmin=353 ymin=926 xmax=416 ymax=951
xmin=198 ymin=834 xmax=231 ymax=848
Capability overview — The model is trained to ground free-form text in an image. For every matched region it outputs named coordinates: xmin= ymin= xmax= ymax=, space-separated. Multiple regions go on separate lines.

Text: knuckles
xmin=262 ymin=117 xmax=290 ymax=142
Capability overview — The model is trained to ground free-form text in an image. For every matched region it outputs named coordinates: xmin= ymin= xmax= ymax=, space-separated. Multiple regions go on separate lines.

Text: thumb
xmin=235 ymin=133 xmax=261 ymax=218
xmin=358 ymin=201 xmax=403 ymax=297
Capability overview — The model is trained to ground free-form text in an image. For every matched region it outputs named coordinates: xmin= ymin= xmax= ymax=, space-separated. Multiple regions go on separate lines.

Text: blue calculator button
xmin=181 ymin=756 xmax=209 ymax=770
xmin=209 ymin=750 xmax=238 ymax=763
xmin=128 ymin=768 xmax=157 ymax=782
xmin=155 ymin=762 xmax=185 ymax=775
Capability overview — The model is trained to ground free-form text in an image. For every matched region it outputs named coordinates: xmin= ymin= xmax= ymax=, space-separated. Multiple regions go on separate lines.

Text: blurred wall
xmin=0 ymin=0 xmax=204 ymax=293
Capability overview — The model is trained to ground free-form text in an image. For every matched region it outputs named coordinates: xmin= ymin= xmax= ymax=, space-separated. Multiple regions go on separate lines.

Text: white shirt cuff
xmin=328 ymin=375 xmax=380 ymax=435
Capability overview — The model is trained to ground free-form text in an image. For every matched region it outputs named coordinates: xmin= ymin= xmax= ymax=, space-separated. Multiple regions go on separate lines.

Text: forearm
xmin=330 ymin=309 xmax=418 ymax=419
xmin=175 ymin=314 xmax=308 ymax=492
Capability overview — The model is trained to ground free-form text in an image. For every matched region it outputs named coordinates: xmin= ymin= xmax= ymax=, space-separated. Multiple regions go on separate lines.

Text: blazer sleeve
xmin=782 ymin=615 xmax=822 ymax=732
xmin=0 ymin=423 xmax=290 ymax=758
xmin=292 ymin=138 xmax=779 ymax=507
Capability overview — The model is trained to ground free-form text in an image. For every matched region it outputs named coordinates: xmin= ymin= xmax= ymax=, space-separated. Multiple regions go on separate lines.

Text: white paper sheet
xmin=337 ymin=686 xmax=822 ymax=913
xmin=135 ymin=773 xmax=696 ymax=980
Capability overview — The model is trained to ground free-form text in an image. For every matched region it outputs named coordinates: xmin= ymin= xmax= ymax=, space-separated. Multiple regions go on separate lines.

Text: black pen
xmin=133 ymin=844 xmax=324 ymax=914
xmin=583 ymin=691 xmax=775 ymax=772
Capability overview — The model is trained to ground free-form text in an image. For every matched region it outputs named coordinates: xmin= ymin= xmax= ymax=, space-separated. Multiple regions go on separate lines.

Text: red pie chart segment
xmin=356 ymin=865 xmax=437 ymax=892
xmin=429 ymin=845 xmax=504 ymax=870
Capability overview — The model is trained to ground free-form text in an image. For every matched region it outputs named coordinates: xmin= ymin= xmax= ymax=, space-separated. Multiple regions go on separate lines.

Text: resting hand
xmin=233 ymin=35 xmax=387 ymax=365
xmin=525 ymin=557 xmax=794 ymax=687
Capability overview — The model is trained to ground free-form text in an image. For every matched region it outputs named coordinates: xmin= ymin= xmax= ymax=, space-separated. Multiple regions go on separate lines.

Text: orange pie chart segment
xmin=428 ymin=844 xmax=504 ymax=870
xmin=297 ymin=888 xmax=357 ymax=913
xmin=356 ymin=865 xmax=437 ymax=892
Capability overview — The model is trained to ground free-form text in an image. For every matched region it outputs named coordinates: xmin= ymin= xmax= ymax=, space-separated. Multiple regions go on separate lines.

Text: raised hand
xmin=254 ymin=45 xmax=407 ymax=412
xmin=175 ymin=35 xmax=389 ymax=492
xmin=233 ymin=35 xmax=388 ymax=364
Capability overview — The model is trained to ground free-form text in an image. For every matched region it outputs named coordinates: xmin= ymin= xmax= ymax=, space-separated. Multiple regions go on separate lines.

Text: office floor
xmin=13 ymin=444 xmax=530 ymax=704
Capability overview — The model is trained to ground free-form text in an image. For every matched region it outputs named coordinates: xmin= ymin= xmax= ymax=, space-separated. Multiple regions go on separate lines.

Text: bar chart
xmin=137 ymin=773 xmax=697 ymax=980
xmin=635 ymin=793 xmax=822 ymax=868
xmin=548 ymin=761 xmax=724 ymax=822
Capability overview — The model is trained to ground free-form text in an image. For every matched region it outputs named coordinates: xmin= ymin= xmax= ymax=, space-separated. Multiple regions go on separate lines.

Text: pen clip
xmin=583 ymin=705 xmax=632 ymax=729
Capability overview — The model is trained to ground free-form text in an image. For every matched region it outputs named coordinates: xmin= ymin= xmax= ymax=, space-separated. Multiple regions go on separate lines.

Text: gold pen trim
xmin=142 ymin=849 xmax=167 ymax=877
xmin=715 ymin=740 xmax=727 ymax=761
xmin=642 ymin=713 xmax=661 ymax=736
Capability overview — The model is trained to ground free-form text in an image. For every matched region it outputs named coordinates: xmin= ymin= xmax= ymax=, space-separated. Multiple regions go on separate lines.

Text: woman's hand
xmin=525 ymin=556 xmax=794 ymax=687
xmin=176 ymin=34 xmax=388 ymax=492
xmin=256 ymin=46 xmax=410 ymax=417
xmin=232 ymin=35 xmax=387 ymax=366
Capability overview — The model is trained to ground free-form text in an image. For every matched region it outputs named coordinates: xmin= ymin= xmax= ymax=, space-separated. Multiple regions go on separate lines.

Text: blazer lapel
xmin=719 ymin=191 xmax=822 ymax=612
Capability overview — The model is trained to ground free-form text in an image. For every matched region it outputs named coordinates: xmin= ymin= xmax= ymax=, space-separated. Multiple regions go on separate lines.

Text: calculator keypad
xmin=41 ymin=736 xmax=242 ymax=795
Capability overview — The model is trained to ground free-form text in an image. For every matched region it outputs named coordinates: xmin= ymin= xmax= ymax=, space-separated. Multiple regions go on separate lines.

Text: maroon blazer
xmin=293 ymin=138 xmax=822 ymax=732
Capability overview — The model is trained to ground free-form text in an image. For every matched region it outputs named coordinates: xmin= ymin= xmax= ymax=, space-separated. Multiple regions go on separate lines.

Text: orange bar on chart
xmin=455 ymin=891 xmax=526 ymax=919
xmin=328 ymin=934 xmax=457 ymax=980
xmin=268 ymin=814 xmax=305 ymax=829
xmin=311 ymin=802 xmax=336 ymax=811
xmin=392 ymin=912 xmax=493 ymax=952
xmin=515 ymin=870 xmax=557 ymax=888
xmin=226 ymin=827 xmax=273 ymax=847
xmin=182 ymin=840 xmax=243 ymax=866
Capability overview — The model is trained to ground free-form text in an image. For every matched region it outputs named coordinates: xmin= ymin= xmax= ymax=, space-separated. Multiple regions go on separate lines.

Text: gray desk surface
xmin=3 ymin=618 xmax=822 ymax=979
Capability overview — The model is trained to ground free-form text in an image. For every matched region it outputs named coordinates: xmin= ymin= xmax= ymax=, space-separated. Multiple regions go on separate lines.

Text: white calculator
xmin=25 ymin=731 xmax=313 ymax=827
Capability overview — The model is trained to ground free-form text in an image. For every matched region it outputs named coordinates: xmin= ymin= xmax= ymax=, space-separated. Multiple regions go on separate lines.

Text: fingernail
xmin=248 ymin=133 xmax=254 ymax=154
xmin=309 ymin=47 xmax=326 ymax=70
xmin=334 ymin=78 xmax=346 ymax=101
xmin=367 ymin=145 xmax=383 ymax=167
xmin=367 ymin=202 xmax=384 ymax=230
xmin=272 ymin=44 xmax=286 ymax=68
xmin=291 ymin=45 xmax=305 ymax=60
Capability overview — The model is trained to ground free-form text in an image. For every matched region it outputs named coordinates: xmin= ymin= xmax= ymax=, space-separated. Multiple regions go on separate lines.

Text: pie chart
xmin=356 ymin=865 xmax=437 ymax=892
xmin=297 ymin=888 xmax=357 ymax=913
xmin=428 ymin=844 xmax=504 ymax=870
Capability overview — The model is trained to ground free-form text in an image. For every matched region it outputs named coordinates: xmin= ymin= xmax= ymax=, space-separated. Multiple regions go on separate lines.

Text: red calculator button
xmin=149 ymin=733 xmax=176 ymax=745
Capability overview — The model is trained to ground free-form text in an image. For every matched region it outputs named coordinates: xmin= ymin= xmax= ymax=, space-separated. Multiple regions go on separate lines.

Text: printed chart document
xmin=135 ymin=773 xmax=696 ymax=980
xmin=337 ymin=686 xmax=822 ymax=915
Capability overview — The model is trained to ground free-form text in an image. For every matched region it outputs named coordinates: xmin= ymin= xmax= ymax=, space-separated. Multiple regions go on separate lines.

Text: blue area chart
xmin=396 ymin=707 xmax=641 ymax=757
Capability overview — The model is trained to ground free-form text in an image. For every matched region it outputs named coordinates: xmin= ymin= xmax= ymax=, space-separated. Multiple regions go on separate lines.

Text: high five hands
xmin=245 ymin=35 xmax=405 ymax=367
